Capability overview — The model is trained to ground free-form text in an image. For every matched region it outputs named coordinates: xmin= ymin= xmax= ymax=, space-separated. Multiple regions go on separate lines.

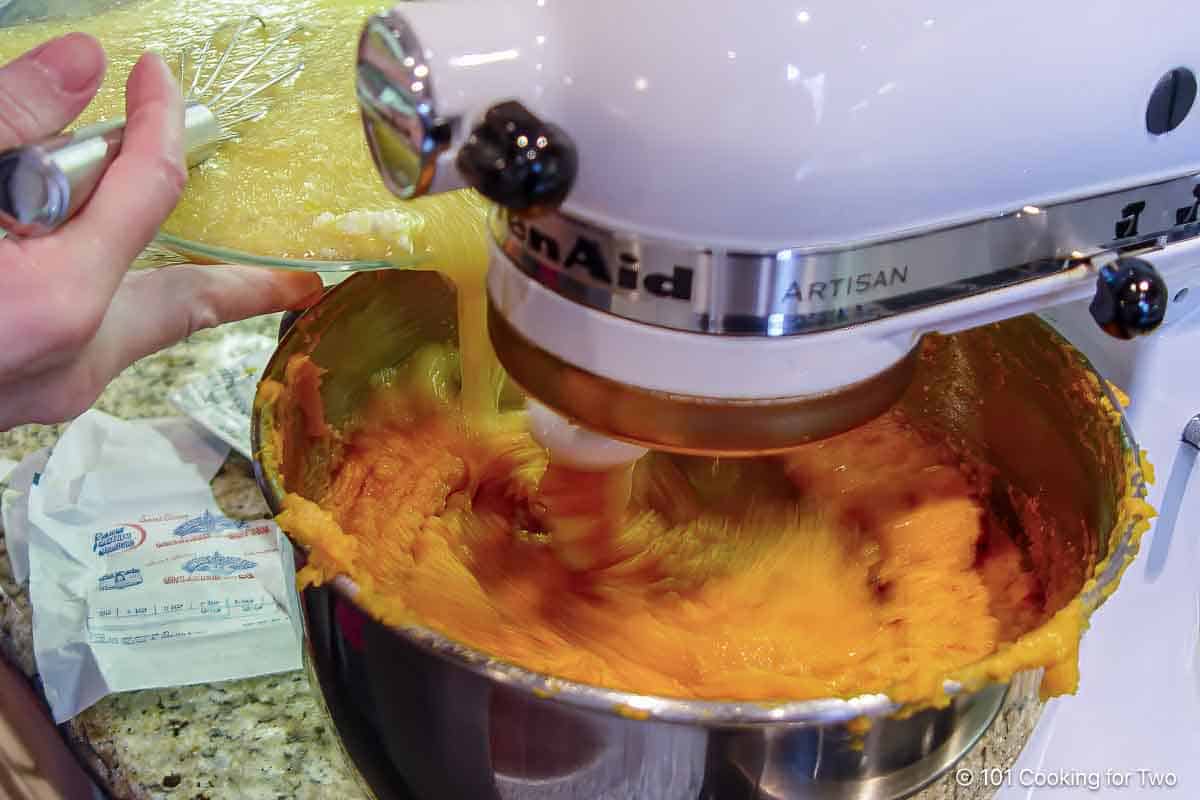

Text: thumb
xmin=89 ymin=264 xmax=323 ymax=375
xmin=0 ymin=33 xmax=106 ymax=149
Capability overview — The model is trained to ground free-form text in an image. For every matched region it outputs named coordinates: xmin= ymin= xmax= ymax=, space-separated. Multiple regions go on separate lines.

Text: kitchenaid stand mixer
xmin=283 ymin=1 xmax=1200 ymax=798
xmin=357 ymin=0 xmax=1200 ymax=461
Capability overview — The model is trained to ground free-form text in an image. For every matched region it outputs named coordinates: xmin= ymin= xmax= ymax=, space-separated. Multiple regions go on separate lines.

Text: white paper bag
xmin=24 ymin=411 xmax=302 ymax=722
xmin=168 ymin=339 xmax=274 ymax=460
xmin=2 ymin=447 xmax=49 ymax=586
xmin=3 ymin=418 xmax=229 ymax=588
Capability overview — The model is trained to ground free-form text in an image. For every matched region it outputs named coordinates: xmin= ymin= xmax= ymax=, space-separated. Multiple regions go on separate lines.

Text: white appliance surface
xmin=403 ymin=0 xmax=1200 ymax=249
xmin=992 ymin=300 xmax=1200 ymax=799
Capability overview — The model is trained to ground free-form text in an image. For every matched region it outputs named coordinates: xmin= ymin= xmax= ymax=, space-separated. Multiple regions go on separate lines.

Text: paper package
xmin=7 ymin=411 xmax=302 ymax=722
xmin=2 ymin=447 xmax=49 ymax=587
xmin=167 ymin=334 xmax=275 ymax=460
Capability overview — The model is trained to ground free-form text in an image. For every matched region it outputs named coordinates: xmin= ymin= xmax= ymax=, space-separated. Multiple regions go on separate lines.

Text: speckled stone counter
xmin=0 ymin=316 xmax=370 ymax=800
xmin=0 ymin=316 xmax=1041 ymax=800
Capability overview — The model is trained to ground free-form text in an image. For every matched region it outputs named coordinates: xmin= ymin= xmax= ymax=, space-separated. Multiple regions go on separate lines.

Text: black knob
xmin=1089 ymin=257 xmax=1168 ymax=340
xmin=456 ymin=101 xmax=577 ymax=216
xmin=1146 ymin=67 xmax=1197 ymax=135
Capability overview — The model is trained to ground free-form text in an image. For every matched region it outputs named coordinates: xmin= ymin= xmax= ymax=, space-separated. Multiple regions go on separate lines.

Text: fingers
xmin=2 ymin=51 xmax=187 ymax=382
xmin=89 ymin=265 xmax=323 ymax=375
xmin=0 ymin=33 xmax=106 ymax=149
xmin=52 ymin=52 xmax=186 ymax=303
xmin=0 ymin=265 xmax=321 ymax=431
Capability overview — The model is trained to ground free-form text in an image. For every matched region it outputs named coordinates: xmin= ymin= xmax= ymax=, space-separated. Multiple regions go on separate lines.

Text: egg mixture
xmin=0 ymin=0 xmax=467 ymax=264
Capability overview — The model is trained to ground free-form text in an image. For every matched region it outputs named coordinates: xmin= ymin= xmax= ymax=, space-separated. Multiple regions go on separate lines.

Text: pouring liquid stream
xmin=408 ymin=192 xmax=633 ymax=572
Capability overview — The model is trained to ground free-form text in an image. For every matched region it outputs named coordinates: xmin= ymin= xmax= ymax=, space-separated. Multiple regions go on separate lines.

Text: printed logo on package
xmin=92 ymin=524 xmax=147 ymax=556
xmin=172 ymin=509 xmax=246 ymax=537
xmin=180 ymin=552 xmax=258 ymax=577
xmin=98 ymin=568 xmax=143 ymax=591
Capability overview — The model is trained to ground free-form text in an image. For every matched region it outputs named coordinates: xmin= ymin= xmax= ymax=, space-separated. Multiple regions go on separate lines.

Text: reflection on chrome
xmin=448 ymin=48 xmax=521 ymax=68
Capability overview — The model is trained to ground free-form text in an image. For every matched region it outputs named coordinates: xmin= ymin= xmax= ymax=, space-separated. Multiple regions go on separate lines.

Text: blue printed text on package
xmin=92 ymin=524 xmax=146 ymax=555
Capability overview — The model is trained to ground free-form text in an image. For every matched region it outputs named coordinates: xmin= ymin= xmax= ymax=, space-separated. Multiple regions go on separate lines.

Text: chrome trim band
xmin=492 ymin=173 xmax=1200 ymax=336
xmin=487 ymin=295 xmax=921 ymax=455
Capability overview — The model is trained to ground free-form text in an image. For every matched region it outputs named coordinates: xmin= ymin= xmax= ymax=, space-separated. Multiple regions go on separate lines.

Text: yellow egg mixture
xmin=1 ymin=0 xmax=462 ymax=264
xmin=9 ymin=0 xmax=1156 ymax=709
xmin=4 ymin=0 xmax=504 ymax=415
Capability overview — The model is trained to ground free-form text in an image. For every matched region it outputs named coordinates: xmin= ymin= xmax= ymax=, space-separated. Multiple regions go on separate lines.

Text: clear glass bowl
xmin=2 ymin=0 xmax=428 ymax=274
xmin=153 ymin=232 xmax=410 ymax=273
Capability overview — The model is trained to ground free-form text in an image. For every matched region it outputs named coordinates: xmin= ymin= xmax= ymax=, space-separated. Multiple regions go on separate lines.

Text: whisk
xmin=0 ymin=16 xmax=304 ymax=238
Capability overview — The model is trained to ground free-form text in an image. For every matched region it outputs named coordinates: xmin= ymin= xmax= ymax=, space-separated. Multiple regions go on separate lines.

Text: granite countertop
xmin=0 ymin=315 xmax=1041 ymax=800
xmin=0 ymin=316 xmax=370 ymax=800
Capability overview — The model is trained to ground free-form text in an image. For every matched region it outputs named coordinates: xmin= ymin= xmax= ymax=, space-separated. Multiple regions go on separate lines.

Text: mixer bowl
xmin=251 ymin=269 xmax=1150 ymax=800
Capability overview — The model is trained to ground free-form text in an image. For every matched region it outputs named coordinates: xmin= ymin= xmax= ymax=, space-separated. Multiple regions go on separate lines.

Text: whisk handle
xmin=0 ymin=118 xmax=126 ymax=238
xmin=0 ymin=103 xmax=225 ymax=238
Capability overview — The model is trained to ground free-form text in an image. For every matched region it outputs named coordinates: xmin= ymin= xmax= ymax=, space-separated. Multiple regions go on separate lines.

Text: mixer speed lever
xmin=1184 ymin=415 xmax=1200 ymax=450
xmin=1088 ymin=257 xmax=1169 ymax=339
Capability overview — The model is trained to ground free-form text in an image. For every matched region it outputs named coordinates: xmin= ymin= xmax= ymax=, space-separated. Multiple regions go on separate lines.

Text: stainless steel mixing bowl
xmin=251 ymin=269 xmax=1150 ymax=800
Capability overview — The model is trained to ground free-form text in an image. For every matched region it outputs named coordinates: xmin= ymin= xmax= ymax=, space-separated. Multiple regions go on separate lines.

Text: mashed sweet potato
xmin=271 ymin=350 xmax=1058 ymax=705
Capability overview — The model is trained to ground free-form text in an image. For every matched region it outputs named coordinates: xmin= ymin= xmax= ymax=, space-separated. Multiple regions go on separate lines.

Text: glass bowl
xmin=2 ymin=0 xmax=428 ymax=274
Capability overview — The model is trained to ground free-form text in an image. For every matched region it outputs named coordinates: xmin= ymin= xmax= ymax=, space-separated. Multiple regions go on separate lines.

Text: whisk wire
xmin=185 ymin=21 xmax=226 ymax=96
xmin=217 ymin=62 xmax=305 ymax=116
xmin=207 ymin=22 xmax=304 ymax=108
xmin=219 ymin=107 xmax=270 ymax=130
xmin=195 ymin=15 xmax=268 ymax=98
xmin=171 ymin=15 xmax=305 ymax=142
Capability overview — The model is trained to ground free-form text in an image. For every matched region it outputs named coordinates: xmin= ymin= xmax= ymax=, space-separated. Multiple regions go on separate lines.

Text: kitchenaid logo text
xmin=780 ymin=267 xmax=909 ymax=305
xmin=508 ymin=219 xmax=693 ymax=300
xmin=507 ymin=219 xmax=914 ymax=309
xmin=1113 ymin=184 xmax=1200 ymax=239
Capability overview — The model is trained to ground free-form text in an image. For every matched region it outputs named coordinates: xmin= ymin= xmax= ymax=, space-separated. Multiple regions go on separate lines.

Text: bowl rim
xmin=154 ymin=232 xmax=408 ymax=273
xmin=250 ymin=272 xmax=1150 ymax=726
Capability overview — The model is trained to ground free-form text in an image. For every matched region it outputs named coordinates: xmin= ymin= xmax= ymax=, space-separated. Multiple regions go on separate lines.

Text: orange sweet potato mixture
xmin=271 ymin=352 xmax=1055 ymax=705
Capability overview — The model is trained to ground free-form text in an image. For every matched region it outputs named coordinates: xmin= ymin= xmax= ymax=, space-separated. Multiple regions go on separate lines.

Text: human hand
xmin=0 ymin=34 xmax=322 ymax=430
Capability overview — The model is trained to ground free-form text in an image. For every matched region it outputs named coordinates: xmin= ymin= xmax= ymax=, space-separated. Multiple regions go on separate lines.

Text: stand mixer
xmin=357 ymin=0 xmax=1200 ymax=463
xmin=307 ymin=1 xmax=1200 ymax=797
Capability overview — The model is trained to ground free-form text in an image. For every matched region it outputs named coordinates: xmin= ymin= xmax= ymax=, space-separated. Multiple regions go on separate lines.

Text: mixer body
xmin=331 ymin=3 xmax=1194 ymax=795
xmin=363 ymin=1 xmax=1200 ymax=249
xmin=358 ymin=0 xmax=1200 ymax=453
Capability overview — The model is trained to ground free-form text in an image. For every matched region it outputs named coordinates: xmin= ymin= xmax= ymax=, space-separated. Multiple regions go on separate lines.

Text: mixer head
xmin=355 ymin=0 xmax=1199 ymax=457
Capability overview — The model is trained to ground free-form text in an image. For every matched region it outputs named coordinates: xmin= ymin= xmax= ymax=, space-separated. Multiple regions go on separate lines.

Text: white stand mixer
xmin=352 ymin=1 xmax=1200 ymax=796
